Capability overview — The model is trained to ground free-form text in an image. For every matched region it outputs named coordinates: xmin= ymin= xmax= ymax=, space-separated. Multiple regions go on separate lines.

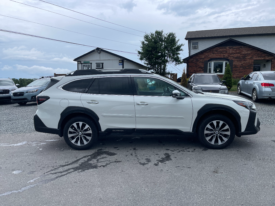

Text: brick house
xmin=183 ymin=26 xmax=275 ymax=79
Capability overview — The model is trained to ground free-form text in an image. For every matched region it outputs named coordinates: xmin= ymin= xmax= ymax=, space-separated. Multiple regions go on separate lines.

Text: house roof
xmin=183 ymin=38 xmax=275 ymax=62
xmin=74 ymin=47 xmax=147 ymax=69
xmin=185 ymin=26 xmax=275 ymax=40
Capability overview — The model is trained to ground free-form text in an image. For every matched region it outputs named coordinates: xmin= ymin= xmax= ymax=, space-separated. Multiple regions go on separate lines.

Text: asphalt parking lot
xmin=0 ymin=93 xmax=275 ymax=206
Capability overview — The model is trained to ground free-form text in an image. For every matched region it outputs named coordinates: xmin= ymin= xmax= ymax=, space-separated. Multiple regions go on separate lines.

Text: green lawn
xmin=230 ymin=85 xmax=237 ymax=92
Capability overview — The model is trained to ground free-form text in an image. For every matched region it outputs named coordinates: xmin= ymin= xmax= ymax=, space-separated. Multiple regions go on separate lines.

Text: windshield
xmin=262 ymin=72 xmax=275 ymax=80
xmin=194 ymin=75 xmax=221 ymax=84
xmin=0 ymin=80 xmax=14 ymax=86
xmin=27 ymin=79 xmax=50 ymax=87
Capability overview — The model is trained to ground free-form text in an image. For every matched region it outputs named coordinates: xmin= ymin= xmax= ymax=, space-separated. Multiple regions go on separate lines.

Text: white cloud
xmin=52 ymin=57 xmax=75 ymax=64
xmin=1 ymin=65 xmax=13 ymax=71
xmin=2 ymin=46 xmax=44 ymax=60
xmin=120 ymin=0 xmax=137 ymax=12
xmin=16 ymin=65 xmax=72 ymax=75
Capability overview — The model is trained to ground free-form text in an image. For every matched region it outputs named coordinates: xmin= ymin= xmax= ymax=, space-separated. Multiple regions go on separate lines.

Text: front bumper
xmin=0 ymin=94 xmax=11 ymax=102
xmin=240 ymin=110 xmax=260 ymax=135
xmin=11 ymin=94 xmax=37 ymax=103
xmin=34 ymin=114 xmax=60 ymax=135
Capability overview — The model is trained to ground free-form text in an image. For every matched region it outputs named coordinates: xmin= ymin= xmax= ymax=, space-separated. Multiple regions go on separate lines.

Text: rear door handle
xmin=87 ymin=100 xmax=98 ymax=104
xmin=137 ymin=102 xmax=148 ymax=105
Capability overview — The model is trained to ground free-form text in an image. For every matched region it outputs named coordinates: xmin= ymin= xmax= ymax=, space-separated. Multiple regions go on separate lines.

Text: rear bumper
xmin=240 ymin=110 xmax=260 ymax=136
xmin=34 ymin=114 xmax=60 ymax=135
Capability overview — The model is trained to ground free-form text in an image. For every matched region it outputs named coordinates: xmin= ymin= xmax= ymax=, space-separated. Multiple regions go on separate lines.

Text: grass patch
xmin=230 ymin=85 xmax=237 ymax=92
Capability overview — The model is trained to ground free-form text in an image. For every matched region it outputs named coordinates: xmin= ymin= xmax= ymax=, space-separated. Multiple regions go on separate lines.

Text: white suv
xmin=34 ymin=69 xmax=260 ymax=150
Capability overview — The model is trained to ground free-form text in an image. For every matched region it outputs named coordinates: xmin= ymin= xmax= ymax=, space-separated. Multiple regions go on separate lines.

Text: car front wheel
xmin=237 ymin=85 xmax=241 ymax=95
xmin=63 ymin=116 xmax=98 ymax=150
xmin=198 ymin=115 xmax=235 ymax=149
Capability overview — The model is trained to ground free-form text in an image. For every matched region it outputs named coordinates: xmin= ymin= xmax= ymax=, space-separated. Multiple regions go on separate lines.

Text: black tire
xmin=237 ymin=84 xmax=242 ymax=95
xmin=252 ymin=89 xmax=258 ymax=102
xmin=198 ymin=114 xmax=235 ymax=149
xmin=63 ymin=116 xmax=98 ymax=150
xmin=18 ymin=102 xmax=27 ymax=105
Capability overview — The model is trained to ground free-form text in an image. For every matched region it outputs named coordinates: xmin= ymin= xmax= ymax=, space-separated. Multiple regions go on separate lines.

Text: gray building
xmin=74 ymin=47 xmax=147 ymax=70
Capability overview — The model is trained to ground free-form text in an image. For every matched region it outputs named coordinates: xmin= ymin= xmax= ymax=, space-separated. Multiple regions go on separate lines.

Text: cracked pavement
xmin=0 ymin=97 xmax=275 ymax=205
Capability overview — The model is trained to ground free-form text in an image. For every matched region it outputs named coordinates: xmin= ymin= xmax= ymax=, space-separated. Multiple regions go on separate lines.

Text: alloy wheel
xmin=67 ymin=122 xmax=92 ymax=146
xmin=253 ymin=90 xmax=257 ymax=101
xmin=238 ymin=86 xmax=241 ymax=94
xmin=204 ymin=120 xmax=231 ymax=145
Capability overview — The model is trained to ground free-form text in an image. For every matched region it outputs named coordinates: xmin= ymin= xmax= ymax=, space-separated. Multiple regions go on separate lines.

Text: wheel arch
xmin=192 ymin=104 xmax=242 ymax=136
xmin=58 ymin=107 xmax=101 ymax=137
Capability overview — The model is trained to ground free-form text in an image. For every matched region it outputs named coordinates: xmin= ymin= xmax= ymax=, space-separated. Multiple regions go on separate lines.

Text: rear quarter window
xmin=62 ymin=79 xmax=92 ymax=93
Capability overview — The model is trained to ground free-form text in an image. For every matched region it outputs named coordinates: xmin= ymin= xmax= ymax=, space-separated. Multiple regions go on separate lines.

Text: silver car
xmin=237 ymin=71 xmax=275 ymax=102
xmin=0 ymin=78 xmax=18 ymax=103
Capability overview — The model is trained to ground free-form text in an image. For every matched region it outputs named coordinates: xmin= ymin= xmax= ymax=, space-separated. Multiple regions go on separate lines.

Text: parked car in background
xmin=0 ymin=78 xmax=18 ymax=103
xmin=187 ymin=73 xmax=228 ymax=94
xmin=34 ymin=69 xmax=259 ymax=150
xmin=11 ymin=78 xmax=51 ymax=105
xmin=237 ymin=71 xmax=275 ymax=102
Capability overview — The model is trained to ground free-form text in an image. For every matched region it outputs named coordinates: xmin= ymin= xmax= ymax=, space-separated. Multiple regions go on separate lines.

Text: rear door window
xmin=87 ymin=77 xmax=132 ymax=95
xmin=262 ymin=72 xmax=275 ymax=80
xmin=63 ymin=79 xmax=92 ymax=93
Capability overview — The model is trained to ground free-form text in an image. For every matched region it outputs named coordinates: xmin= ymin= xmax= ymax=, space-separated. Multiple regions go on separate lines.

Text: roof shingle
xmin=185 ymin=26 xmax=275 ymax=39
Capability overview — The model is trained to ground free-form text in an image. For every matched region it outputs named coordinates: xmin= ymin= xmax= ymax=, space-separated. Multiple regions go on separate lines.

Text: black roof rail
xmin=66 ymin=69 xmax=150 ymax=76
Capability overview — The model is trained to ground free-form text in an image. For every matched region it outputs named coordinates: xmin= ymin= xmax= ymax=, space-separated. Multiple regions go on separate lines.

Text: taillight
xmin=261 ymin=83 xmax=274 ymax=87
xmin=36 ymin=96 xmax=50 ymax=105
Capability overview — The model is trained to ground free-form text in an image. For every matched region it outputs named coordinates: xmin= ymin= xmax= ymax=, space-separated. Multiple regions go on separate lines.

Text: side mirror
xmin=172 ymin=90 xmax=184 ymax=99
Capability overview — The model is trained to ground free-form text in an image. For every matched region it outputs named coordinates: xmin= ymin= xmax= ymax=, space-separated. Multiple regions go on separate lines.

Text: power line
xmin=10 ymin=0 xmax=143 ymax=38
xmin=38 ymin=0 xmax=146 ymax=34
xmin=0 ymin=29 xmax=138 ymax=54
xmin=0 ymin=14 xmax=139 ymax=47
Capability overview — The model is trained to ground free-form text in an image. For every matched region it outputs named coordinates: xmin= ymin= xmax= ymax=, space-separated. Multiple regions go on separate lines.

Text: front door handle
xmin=137 ymin=102 xmax=148 ymax=105
xmin=87 ymin=100 xmax=98 ymax=104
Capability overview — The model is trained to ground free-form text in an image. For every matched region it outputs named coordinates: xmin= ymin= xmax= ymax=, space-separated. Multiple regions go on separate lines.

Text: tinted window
xmin=262 ymin=72 xmax=275 ymax=80
xmin=193 ymin=75 xmax=221 ymax=84
xmin=87 ymin=77 xmax=131 ymax=95
xmin=63 ymin=79 xmax=92 ymax=93
xmin=0 ymin=80 xmax=14 ymax=86
xmin=44 ymin=78 xmax=61 ymax=91
xmin=134 ymin=77 xmax=186 ymax=96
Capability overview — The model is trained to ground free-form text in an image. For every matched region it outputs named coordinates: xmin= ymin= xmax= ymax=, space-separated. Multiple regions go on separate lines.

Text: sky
xmin=0 ymin=0 xmax=275 ymax=79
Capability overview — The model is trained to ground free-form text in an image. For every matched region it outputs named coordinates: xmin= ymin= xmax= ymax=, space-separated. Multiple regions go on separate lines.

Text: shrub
xmin=232 ymin=79 xmax=239 ymax=85
xmin=223 ymin=64 xmax=233 ymax=90
xmin=180 ymin=71 xmax=188 ymax=87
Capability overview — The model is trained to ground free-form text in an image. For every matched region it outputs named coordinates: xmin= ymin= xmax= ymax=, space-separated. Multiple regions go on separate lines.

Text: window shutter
xmin=203 ymin=61 xmax=208 ymax=73
xmin=229 ymin=60 xmax=233 ymax=72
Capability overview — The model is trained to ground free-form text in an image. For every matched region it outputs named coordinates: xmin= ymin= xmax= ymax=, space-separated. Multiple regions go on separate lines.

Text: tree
xmin=138 ymin=30 xmax=184 ymax=76
xmin=223 ymin=64 xmax=232 ymax=90
xmin=180 ymin=70 xmax=188 ymax=88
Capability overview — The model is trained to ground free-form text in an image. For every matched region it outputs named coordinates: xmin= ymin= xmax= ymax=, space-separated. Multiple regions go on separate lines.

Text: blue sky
xmin=0 ymin=0 xmax=275 ymax=78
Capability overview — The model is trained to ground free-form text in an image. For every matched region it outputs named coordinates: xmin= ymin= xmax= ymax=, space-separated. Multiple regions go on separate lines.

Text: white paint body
xmin=37 ymin=73 xmax=254 ymax=133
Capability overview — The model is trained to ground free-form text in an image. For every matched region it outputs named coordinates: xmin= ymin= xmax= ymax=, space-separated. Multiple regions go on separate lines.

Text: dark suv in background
xmin=187 ymin=73 xmax=228 ymax=94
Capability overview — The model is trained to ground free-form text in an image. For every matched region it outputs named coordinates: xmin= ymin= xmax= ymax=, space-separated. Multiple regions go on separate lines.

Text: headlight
xmin=26 ymin=89 xmax=39 ymax=93
xmin=219 ymin=89 xmax=228 ymax=94
xmin=233 ymin=100 xmax=256 ymax=110
xmin=192 ymin=87 xmax=202 ymax=93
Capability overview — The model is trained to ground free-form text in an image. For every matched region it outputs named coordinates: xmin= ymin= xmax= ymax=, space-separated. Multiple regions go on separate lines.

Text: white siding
xmin=190 ymin=35 xmax=275 ymax=55
xmin=76 ymin=50 xmax=146 ymax=70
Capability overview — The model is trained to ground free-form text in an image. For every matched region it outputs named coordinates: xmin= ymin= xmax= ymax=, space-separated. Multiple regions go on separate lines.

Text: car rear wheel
xmin=237 ymin=85 xmax=241 ymax=95
xmin=252 ymin=89 xmax=258 ymax=102
xmin=63 ymin=116 xmax=98 ymax=150
xmin=198 ymin=115 xmax=235 ymax=149
xmin=18 ymin=102 xmax=27 ymax=105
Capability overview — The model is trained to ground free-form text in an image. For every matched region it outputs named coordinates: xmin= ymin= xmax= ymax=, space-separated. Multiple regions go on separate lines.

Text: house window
xmin=192 ymin=42 xmax=198 ymax=50
xmin=82 ymin=64 xmax=91 ymax=70
xmin=96 ymin=63 xmax=104 ymax=69
xmin=207 ymin=61 xmax=228 ymax=74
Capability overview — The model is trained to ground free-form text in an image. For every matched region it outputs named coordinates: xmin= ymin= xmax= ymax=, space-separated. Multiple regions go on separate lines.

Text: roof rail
xmin=66 ymin=69 xmax=151 ymax=76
